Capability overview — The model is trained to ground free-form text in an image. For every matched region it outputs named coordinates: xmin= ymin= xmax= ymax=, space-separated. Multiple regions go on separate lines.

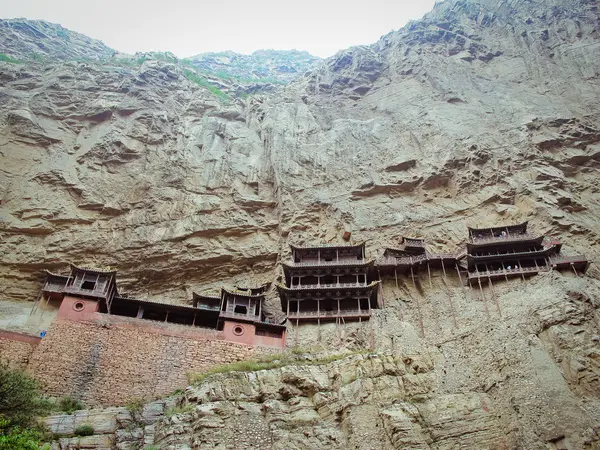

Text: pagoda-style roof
xmin=192 ymin=292 xmax=221 ymax=301
xmin=44 ymin=269 xmax=69 ymax=279
xmin=112 ymin=296 xmax=204 ymax=314
xmin=222 ymin=287 xmax=266 ymax=298
xmin=468 ymin=221 xmax=528 ymax=237
xmin=401 ymin=237 xmax=425 ymax=246
xmin=233 ymin=283 xmax=270 ymax=295
xmin=69 ymin=263 xmax=117 ymax=275
xmin=289 ymin=241 xmax=366 ymax=251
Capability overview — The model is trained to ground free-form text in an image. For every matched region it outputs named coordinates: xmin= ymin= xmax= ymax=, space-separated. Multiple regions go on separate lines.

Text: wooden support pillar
xmin=295 ymin=300 xmax=300 ymax=346
xmin=571 ymin=263 xmax=578 ymax=276
xmin=164 ymin=310 xmax=169 ymax=322
xmin=410 ymin=265 xmax=416 ymax=289
xmin=136 ymin=306 xmax=144 ymax=319
xmin=286 ymin=299 xmax=290 ymax=317
xmin=427 ymin=263 xmax=432 ymax=289
xmin=478 ymin=278 xmax=490 ymax=317
xmin=455 ymin=264 xmax=466 ymax=292
xmin=317 ymin=299 xmax=321 ymax=339
xmin=394 ymin=268 xmax=399 ymax=290
xmin=257 ymin=298 xmax=262 ymax=320
xmin=192 ymin=313 xmax=196 ymax=326
xmin=488 ymin=278 xmax=501 ymax=317
xmin=441 ymin=262 xmax=447 ymax=280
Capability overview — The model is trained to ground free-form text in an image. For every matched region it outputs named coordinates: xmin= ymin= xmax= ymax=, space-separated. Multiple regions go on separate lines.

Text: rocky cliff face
xmin=184 ymin=49 xmax=321 ymax=82
xmin=2 ymin=0 xmax=600 ymax=447
xmin=0 ymin=19 xmax=114 ymax=61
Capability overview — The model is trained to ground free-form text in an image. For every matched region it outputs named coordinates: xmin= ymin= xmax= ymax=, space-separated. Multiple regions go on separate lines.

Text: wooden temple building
xmin=375 ymin=237 xmax=463 ymax=286
xmin=464 ymin=222 xmax=590 ymax=284
xmin=276 ymin=242 xmax=380 ymax=325
xmin=39 ymin=265 xmax=286 ymax=348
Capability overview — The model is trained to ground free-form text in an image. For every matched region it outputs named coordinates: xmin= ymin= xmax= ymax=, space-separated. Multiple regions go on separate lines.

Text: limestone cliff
xmin=2 ymin=0 xmax=600 ymax=448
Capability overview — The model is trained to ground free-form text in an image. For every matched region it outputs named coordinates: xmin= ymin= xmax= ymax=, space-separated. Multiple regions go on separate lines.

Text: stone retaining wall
xmin=28 ymin=313 xmax=264 ymax=406
xmin=0 ymin=329 xmax=40 ymax=369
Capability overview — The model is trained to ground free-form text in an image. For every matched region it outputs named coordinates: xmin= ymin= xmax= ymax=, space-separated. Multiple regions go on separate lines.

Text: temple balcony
xmin=468 ymin=232 xmax=539 ymax=245
xmin=195 ymin=304 xmax=220 ymax=311
xmin=550 ymin=255 xmax=589 ymax=272
xmin=288 ymin=309 xmax=371 ymax=321
xmin=43 ymin=281 xmax=66 ymax=293
xmin=63 ymin=284 xmax=110 ymax=298
xmin=467 ymin=266 xmax=541 ymax=283
xmin=289 ymin=282 xmax=368 ymax=290
xmin=468 ymin=247 xmax=551 ymax=262
xmin=286 ymin=259 xmax=368 ymax=267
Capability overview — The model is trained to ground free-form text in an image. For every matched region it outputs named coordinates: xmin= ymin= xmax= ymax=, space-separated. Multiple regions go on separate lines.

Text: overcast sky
xmin=1 ymin=0 xmax=437 ymax=58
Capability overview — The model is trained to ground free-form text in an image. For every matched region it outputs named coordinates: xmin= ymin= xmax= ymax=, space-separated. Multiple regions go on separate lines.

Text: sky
xmin=1 ymin=0 xmax=437 ymax=58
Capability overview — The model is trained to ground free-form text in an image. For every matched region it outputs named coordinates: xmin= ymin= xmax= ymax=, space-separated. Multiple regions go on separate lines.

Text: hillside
xmin=1 ymin=0 xmax=600 ymax=448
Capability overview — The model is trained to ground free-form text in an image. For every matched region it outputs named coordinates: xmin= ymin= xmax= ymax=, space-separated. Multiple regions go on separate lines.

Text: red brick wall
xmin=27 ymin=310 xmax=269 ymax=406
xmin=0 ymin=330 xmax=40 ymax=369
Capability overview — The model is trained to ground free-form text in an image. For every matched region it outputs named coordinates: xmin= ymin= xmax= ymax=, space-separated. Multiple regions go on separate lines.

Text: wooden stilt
xmin=410 ymin=265 xmax=424 ymax=337
xmin=455 ymin=264 xmax=466 ymax=293
xmin=478 ymin=278 xmax=490 ymax=317
xmin=488 ymin=278 xmax=501 ymax=317
xmin=394 ymin=268 xmax=399 ymax=290
xmin=441 ymin=262 xmax=447 ymax=281
xmin=427 ymin=263 xmax=432 ymax=289
xmin=571 ymin=263 xmax=578 ymax=276
xmin=192 ymin=312 xmax=196 ymax=326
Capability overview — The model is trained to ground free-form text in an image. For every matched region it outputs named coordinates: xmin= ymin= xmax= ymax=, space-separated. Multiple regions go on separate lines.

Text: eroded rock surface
xmin=2 ymin=0 xmax=600 ymax=448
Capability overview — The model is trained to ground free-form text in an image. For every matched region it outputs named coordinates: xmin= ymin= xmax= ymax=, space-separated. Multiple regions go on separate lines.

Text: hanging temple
xmin=34 ymin=221 xmax=589 ymax=349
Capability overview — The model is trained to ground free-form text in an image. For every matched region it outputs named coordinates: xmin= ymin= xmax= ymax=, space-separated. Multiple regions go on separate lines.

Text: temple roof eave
xmin=69 ymin=263 xmax=117 ymax=275
xmin=289 ymin=241 xmax=366 ymax=251
xmin=467 ymin=221 xmax=528 ymax=234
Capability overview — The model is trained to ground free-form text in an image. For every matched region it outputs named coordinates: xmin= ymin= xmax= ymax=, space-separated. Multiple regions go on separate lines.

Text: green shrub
xmin=0 ymin=363 xmax=51 ymax=427
xmin=0 ymin=417 xmax=49 ymax=450
xmin=57 ymin=397 xmax=83 ymax=415
xmin=0 ymin=54 xmax=21 ymax=64
xmin=183 ymin=69 xmax=229 ymax=101
xmin=187 ymin=351 xmax=366 ymax=384
xmin=74 ymin=424 xmax=94 ymax=437
xmin=125 ymin=398 xmax=145 ymax=415
xmin=165 ymin=403 xmax=194 ymax=418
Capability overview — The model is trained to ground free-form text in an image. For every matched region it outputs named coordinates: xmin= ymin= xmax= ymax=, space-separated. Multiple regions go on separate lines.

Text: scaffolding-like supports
xmin=488 ymin=277 xmax=501 ymax=317
xmin=477 ymin=278 xmax=490 ymax=317
xmin=410 ymin=265 xmax=425 ymax=337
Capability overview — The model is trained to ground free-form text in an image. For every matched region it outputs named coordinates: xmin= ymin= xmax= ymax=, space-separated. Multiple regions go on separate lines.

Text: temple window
xmin=234 ymin=305 xmax=248 ymax=314
xmin=81 ymin=280 xmax=96 ymax=290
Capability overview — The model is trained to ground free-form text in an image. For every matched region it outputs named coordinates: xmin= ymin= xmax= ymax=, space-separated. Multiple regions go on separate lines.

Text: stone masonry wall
xmin=0 ymin=330 xmax=40 ymax=369
xmin=27 ymin=315 xmax=265 ymax=406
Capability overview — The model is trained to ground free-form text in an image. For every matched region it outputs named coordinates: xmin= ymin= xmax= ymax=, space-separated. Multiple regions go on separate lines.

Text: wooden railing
xmin=289 ymin=282 xmax=368 ymax=290
xmin=43 ymin=282 xmax=66 ymax=293
xmin=469 ymin=233 xmax=538 ymax=244
xmin=467 ymin=266 xmax=541 ymax=280
xmin=550 ymin=255 xmax=587 ymax=265
xmin=195 ymin=304 xmax=220 ymax=311
xmin=288 ymin=309 xmax=371 ymax=319
xmin=469 ymin=248 xmax=550 ymax=260
xmin=288 ymin=259 xmax=367 ymax=267
xmin=63 ymin=285 xmax=108 ymax=297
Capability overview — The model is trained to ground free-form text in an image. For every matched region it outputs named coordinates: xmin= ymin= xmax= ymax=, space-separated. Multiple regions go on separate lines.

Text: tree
xmin=0 ymin=362 xmax=49 ymax=428
xmin=0 ymin=418 xmax=46 ymax=450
